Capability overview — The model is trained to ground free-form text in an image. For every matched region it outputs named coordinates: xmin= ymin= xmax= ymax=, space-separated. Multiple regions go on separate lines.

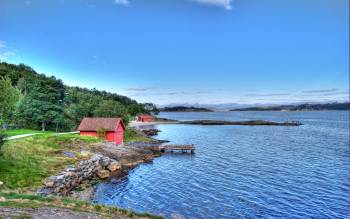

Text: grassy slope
xmin=0 ymin=134 xmax=100 ymax=192
xmin=0 ymin=130 xmax=159 ymax=218
xmin=4 ymin=129 xmax=54 ymax=137
xmin=124 ymin=128 xmax=152 ymax=143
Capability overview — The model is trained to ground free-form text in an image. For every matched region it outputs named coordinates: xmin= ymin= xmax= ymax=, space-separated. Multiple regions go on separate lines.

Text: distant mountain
xmin=158 ymin=103 xmax=268 ymax=111
xmin=160 ymin=106 xmax=214 ymax=112
xmin=230 ymin=102 xmax=349 ymax=111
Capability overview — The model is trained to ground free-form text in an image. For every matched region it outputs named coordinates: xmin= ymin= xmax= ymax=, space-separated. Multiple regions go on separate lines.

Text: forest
xmin=0 ymin=62 xmax=159 ymax=133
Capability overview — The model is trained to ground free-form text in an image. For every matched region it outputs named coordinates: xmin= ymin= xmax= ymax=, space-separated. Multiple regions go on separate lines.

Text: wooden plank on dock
xmin=159 ymin=144 xmax=195 ymax=153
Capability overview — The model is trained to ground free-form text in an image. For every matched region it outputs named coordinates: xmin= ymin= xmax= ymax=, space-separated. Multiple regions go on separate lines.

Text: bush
xmin=96 ymin=128 xmax=107 ymax=138
xmin=0 ymin=128 xmax=7 ymax=151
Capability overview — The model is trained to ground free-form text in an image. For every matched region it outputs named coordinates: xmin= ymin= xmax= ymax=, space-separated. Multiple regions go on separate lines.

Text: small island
xmin=180 ymin=120 xmax=302 ymax=126
xmin=160 ymin=106 xmax=214 ymax=112
xmin=230 ymin=102 xmax=349 ymax=111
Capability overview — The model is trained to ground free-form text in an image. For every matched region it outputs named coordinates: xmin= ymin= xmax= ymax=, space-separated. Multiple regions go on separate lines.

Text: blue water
xmin=94 ymin=111 xmax=349 ymax=218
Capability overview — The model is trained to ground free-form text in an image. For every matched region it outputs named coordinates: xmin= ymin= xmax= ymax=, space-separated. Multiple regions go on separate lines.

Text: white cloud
xmin=0 ymin=41 xmax=6 ymax=49
xmin=0 ymin=51 xmax=16 ymax=61
xmin=191 ymin=0 xmax=233 ymax=10
xmin=113 ymin=0 xmax=130 ymax=6
xmin=0 ymin=41 xmax=17 ymax=61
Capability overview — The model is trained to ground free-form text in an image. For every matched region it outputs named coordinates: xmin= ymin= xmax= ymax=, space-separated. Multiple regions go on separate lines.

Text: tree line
xmin=0 ymin=62 xmax=159 ymax=132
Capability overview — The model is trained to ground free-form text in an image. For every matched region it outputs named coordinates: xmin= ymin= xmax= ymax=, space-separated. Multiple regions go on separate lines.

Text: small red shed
xmin=77 ymin=117 xmax=125 ymax=145
xmin=137 ymin=114 xmax=154 ymax=122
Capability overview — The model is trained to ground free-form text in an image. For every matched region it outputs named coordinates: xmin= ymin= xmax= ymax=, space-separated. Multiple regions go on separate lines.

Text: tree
xmin=15 ymin=74 xmax=65 ymax=131
xmin=0 ymin=118 xmax=6 ymax=150
xmin=16 ymin=96 xmax=64 ymax=131
xmin=0 ymin=77 xmax=21 ymax=124
xmin=143 ymin=103 xmax=160 ymax=115
xmin=93 ymin=100 xmax=129 ymax=124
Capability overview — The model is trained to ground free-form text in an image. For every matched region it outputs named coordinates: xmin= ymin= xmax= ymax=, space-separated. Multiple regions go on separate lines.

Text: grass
xmin=0 ymin=133 xmax=100 ymax=192
xmin=0 ymin=129 xmax=161 ymax=218
xmin=4 ymin=129 xmax=54 ymax=137
xmin=0 ymin=192 xmax=163 ymax=219
xmin=124 ymin=128 xmax=152 ymax=143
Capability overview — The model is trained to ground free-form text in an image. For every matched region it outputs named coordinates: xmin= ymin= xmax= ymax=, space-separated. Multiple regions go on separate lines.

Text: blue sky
xmin=0 ymin=0 xmax=348 ymax=105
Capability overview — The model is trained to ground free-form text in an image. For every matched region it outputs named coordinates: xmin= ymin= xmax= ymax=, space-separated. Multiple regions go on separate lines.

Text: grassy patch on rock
xmin=0 ymin=134 xmax=100 ymax=192
xmin=124 ymin=128 xmax=152 ymax=143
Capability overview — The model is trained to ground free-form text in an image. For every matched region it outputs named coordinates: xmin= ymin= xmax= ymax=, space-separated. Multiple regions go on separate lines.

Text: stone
xmin=63 ymin=151 xmax=76 ymax=158
xmin=97 ymin=170 xmax=110 ymax=179
xmin=0 ymin=197 xmax=6 ymax=202
xmin=107 ymin=161 xmax=121 ymax=172
xmin=66 ymin=171 xmax=75 ymax=177
xmin=44 ymin=180 xmax=54 ymax=188
xmin=56 ymin=175 xmax=65 ymax=181
xmin=99 ymin=157 xmax=111 ymax=167
xmin=80 ymin=150 xmax=90 ymax=158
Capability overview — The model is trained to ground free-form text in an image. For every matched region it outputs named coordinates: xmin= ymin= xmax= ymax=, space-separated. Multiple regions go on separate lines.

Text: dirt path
xmin=0 ymin=207 xmax=114 ymax=219
xmin=5 ymin=131 xmax=79 ymax=141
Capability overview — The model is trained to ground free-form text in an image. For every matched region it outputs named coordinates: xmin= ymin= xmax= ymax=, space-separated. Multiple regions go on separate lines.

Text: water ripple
xmin=94 ymin=111 xmax=349 ymax=218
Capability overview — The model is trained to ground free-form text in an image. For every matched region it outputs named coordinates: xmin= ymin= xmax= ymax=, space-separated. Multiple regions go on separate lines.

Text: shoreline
xmin=130 ymin=119 xmax=303 ymax=127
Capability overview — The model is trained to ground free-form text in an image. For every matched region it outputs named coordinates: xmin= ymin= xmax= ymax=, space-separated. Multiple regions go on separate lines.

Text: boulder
xmin=107 ymin=161 xmax=121 ymax=172
xmin=97 ymin=170 xmax=110 ymax=179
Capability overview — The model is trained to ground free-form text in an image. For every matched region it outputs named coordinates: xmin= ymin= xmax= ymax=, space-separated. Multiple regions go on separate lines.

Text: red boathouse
xmin=77 ymin=118 xmax=125 ymax=145
xmin=137 ymin=114 xmax=154 ymax=122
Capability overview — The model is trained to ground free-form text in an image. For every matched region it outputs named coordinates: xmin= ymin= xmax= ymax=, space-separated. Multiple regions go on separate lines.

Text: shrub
xmin=0 ymin=128 xmax=6 ymax=151
xmin=97 ymin=128 xmax=107 ymax=138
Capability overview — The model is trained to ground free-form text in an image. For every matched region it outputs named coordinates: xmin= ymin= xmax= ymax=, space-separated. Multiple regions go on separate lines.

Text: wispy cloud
xmin=111 ymin=0 xmax=232 ymax=10
xmin=247 ymin=93 xmax=290 ymax=97
xmin=0 ymin=41 xmax=6 ymax=49
xmin=302 ymin=88 xmax=339 ymax=94
xmin=124 ymin=87 xmax=154 ymax=92
xmin=191 ymin=0 xmax=233 ymax=10
xmin=0 ymin=41 xmax=17 ymax=62
xmin=113 ymin=0 xmax=130 ymax=7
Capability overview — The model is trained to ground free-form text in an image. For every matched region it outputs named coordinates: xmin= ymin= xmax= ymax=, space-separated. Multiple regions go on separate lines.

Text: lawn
xmin=0 ymin=134 xmax=100 ymax=192
xmin=4 ymin=129 xmax=54 ymax=137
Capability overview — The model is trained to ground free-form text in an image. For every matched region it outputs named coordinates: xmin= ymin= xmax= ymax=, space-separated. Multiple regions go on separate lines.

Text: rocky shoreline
xmin=37 ymin=140 xmax=165 ymax=201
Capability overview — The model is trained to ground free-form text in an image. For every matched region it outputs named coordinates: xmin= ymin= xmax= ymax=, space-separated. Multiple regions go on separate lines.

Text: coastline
xmin=0 ymin=130 xmax=166 ymax=218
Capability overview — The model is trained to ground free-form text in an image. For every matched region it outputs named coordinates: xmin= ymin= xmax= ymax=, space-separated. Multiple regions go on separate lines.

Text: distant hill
xmin=160 ymin=106 xmax=214 ymax=112
xmin=230 ymin=102 xmax=349 ymax=111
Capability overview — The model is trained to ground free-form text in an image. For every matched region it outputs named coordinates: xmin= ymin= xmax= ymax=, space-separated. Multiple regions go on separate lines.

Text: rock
xmin=0 ymin=197 xmax=6 ymax=202
xmin=141 ymin=129 xmax=161 ymax=136
xmin=66 ymin=171 xmax=76 ymax=177
xmin=0 ymin=181 xmax=3 ymax=186
xmin=44 ymin=180 xmax=54 ymax=188
xmin=97 ymin=170 xmax=110 ymax=179
xmin=107 ymin=161 xmax=121 ymax=172
xmin=80 ymin=150 xmax=90 ymax=158
xmin=63 ymin=151 xmax=76 ymax=158
xmin=99 ymin=158 xmax=110 ymax=167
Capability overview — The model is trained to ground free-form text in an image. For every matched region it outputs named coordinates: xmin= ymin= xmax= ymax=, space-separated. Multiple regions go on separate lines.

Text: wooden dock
xmin=159 ymin=144 xmax=195 ymax=154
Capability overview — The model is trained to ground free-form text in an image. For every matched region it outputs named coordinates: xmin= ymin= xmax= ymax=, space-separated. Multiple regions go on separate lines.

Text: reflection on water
xmin=94 ymin=111 xmax=349 ymax=219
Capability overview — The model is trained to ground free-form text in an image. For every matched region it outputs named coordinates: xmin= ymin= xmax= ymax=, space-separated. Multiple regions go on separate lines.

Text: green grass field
xmin=0 ymin=134 xmax=100 ymax=192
